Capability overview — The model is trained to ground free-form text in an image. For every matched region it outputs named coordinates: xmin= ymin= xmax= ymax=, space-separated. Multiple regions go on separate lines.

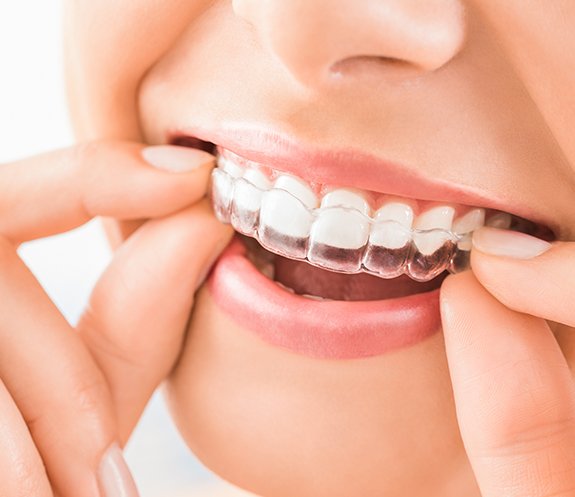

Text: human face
xmin=65 ymin=1 xmax=575 ymax=495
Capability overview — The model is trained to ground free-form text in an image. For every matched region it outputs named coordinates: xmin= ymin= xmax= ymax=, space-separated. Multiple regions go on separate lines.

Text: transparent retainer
xmin=211 ymin=168 xmax=473 ymax=282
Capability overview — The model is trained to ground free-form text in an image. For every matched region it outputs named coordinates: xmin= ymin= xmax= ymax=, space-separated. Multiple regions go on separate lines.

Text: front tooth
xmin=413 ymin=205 xmax=455 ymax=255
xmin=486 ymin=212 xmax=512 ymax=229
xmin=362 ymin=201 xmax=413 ymax=278
xmin=370 ymin=202 xmax=414 ymax=249
xmin=415 ymin=205 xmax=454 ymax=231
xmin=310 ymin=209 xmax=370 ymax=250
xmin=274 ymin=175 xmax=318 ymax=209
xmin=218 ymin=155 xmax=243 ymax=178
xmin=453 ymin=208 xmax=485 ymax=234
xmin=244 ymin=168 xmax=272 ymax=190
xmin=320 ymin=188 xmax=371 ymax=216
xmin=259 ymin=189 xmax=313 ymax=259
xmin=308 ymin=208 xmax=370 ymax=272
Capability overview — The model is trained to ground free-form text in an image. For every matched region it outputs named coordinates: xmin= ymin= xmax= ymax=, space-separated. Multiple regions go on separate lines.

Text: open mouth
xmin=174 ymin=135 xmax=553 ymax=301
xmin=172 ymin=133 xmax=554 ymax=358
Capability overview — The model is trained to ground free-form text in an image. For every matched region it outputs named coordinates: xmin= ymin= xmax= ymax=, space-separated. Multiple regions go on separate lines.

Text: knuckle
xmin=68 ymin=140 xmax=108 ymax=216
xmin=26 ymin=374 xmax=110 ymax=438
xmin=70 ymin=139 xmax=109 ymax=170
xmin=69 ymin=373 xmax=111 ymax=418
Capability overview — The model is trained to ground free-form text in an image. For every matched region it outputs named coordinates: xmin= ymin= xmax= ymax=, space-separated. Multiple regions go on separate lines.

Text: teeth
xmin=308 ymin=208 xmax=370 ymax=272
xmin=211 ymin=152 xmax=521 ymax=282
xmin=311 ymin=189 xmax=372 ymax=266
xmin=231 ymin=179 xmax=262 ymax=235
xmin=453 ymin=208 xmax=485 ymax=235
xmin=211 ymin=168 xmax=234 ymax=223
xmin=301 ymin=293 xmax=332 ymax=301
xmin=259 ymin=189 xmax=313 ymax=259
xmin=362 ymin=201 xmax=413 ymax=278
xmin=320 ymin=188 xmax=371 ymax=216
xmin=275 ymin=281 xmax=295 ymax=294
xmin=244 ymin=168 xmax=272 ymax=190
xmin=413 ymin=206 xmax=455 ymax=255
xmin=310 ymin=209 xmax=370 ymax=249
xmin=486 ymin=212 xmax=512 ymax=229
xmin=218 ymin=155 xmax=243 ymax=178
xmin=370 ymin=202 xmax=414 ymax=249
xmin=259 ymin=261 xmax=275 ymax=280
xmin=452 ymin=208 xmax=485 ymax=250
xmin=230 ymin=169 xmax=273 ymax=235
xmin=274 ymin=175 xmax=318 ymax=209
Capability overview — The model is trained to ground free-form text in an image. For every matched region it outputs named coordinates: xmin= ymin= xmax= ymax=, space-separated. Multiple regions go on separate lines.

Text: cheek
xmin=164 ymin=287 xmax=468 ymax=497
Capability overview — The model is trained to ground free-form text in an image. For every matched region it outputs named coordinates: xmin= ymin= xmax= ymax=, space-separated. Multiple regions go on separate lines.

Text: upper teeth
xmin=211 ymin=150 xmax=508 ymax=281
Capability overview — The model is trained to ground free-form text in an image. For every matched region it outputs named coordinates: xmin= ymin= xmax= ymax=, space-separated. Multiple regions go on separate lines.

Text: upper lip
xmin=169 ymin=123 xmax=554 ymax=234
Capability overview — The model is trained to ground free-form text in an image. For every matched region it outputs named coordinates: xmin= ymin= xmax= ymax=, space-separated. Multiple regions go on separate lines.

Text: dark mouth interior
xmin=241 ymin=235 xmax=446 ymax=301
xmin=172 ymin=135 xmax=217 ymax=155
xmin=174 ymin=136 xmax=556 ymax=301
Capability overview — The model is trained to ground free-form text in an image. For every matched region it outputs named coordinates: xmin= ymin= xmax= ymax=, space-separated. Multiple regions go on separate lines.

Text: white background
xmin=0 ymin=2 xmax=252 ymax=496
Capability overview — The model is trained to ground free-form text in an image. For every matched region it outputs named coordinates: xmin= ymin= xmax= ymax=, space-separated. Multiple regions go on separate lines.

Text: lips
xmin=208 ymin=236 xmax=442 ymax=359
xmin=171 ymin=128 xmax=553 ymax=359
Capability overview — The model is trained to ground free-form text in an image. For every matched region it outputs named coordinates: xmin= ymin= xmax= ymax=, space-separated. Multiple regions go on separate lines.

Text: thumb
xmin=440 ymin=271 xmax=575 ymax=497
xmin=469 ymin=226 xmax=574 ymax=326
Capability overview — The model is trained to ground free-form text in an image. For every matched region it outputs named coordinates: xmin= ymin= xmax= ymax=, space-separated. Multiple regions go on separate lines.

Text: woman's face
xmin=65 ymin=1 xmax=575 ymax=495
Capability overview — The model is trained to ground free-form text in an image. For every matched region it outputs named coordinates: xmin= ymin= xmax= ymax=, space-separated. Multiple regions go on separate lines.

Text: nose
xmin=232 ymin=0 xmax=466 ymax=86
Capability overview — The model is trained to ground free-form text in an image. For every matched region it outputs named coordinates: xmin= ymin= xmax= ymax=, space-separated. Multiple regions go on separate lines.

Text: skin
xmin=0 ymin=1 xmax=574 ymax=496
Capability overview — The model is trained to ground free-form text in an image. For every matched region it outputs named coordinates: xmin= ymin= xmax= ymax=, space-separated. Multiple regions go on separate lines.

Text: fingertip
xmin=141 ymin=145 xmax=216 ymax=173
xmin=440 ymin=270 xmax=477 ymax=307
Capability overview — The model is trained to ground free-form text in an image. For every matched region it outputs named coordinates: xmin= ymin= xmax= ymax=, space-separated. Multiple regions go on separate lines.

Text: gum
xmin=211 ymin=168 xmax=473 ymax=282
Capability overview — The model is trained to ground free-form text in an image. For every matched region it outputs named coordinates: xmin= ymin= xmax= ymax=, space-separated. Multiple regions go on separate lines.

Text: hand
xmin=441 ymin=227 xmax=575 ymax=497
xmin=0 ymin=141 xmax=233 ymax=497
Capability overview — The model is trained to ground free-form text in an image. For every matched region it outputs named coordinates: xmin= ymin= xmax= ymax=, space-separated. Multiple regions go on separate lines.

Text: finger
xmin=441 ymin=271 xmax=575 ymax=497
xmin=0 ymin=379 xmax=52 ymax=497
xmin=0 ymin=238 xmax=137 ymax=497
xmin=470 ymin=226 xmax=575 ymax=326
xmin=0 ymin=142 xmax=215 ymax=243
xmin=78 ymin=199 xmax=234 ymax=441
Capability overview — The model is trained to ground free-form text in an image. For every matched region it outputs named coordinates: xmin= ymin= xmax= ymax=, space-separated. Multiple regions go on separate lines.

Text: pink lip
xmin=170 ymin=124 xmax=545 ymax=225
xmin=208 ymin=237 xmax=441 ymax=359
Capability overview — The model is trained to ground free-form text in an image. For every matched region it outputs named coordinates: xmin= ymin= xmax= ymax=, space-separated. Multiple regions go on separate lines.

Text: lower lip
xmin=207 ymin=237 xmax=442 ymax=360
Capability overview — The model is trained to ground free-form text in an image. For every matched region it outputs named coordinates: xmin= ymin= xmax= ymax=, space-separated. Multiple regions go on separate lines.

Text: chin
xmin=163 ymin=286 xmax=471 ymax=497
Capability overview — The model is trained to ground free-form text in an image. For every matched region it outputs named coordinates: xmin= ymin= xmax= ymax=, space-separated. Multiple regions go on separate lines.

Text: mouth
xmin=171 ymin=132 xmax=554 ymax=359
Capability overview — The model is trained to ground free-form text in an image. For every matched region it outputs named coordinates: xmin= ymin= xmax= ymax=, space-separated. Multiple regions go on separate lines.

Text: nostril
xmin=329 ymin=55 xmax=423 ymax=83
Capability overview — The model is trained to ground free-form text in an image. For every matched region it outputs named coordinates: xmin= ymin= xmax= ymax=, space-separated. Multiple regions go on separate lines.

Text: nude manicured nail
xmin=142 ymin=145 xmax=215 ymax=172
xmin=98 ymin=443 xmax=140 ymax=497
xmin=472 ymin=226 xmax=551 ymax=259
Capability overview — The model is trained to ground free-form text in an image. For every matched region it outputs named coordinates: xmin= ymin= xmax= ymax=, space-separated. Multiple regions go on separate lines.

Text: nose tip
xmin=233 ymin=0 xmax=466 ymax=87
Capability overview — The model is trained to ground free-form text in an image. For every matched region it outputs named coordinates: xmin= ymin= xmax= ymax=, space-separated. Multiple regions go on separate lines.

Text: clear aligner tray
xmin=210 ymin=167 xmax=475 ymax=282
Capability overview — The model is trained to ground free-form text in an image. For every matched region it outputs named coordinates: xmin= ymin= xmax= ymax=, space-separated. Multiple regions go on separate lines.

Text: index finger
xmin=0 ymin=141 xmax=215 ymax=243
xmin=441 ymin=272 xmax=575 ymax=497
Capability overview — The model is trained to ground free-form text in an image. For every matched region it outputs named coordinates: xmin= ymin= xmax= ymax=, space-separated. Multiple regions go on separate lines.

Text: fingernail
xmin=472 ymin=226 xmax=552 ymax=259
xmin=98 ymin=443 xmax=140 ymax=497
xmin=142 ymin=145 xmax=215 ymax=172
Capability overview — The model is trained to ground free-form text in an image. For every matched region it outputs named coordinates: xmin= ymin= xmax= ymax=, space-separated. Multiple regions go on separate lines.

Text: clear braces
xmin=209 ymin=164 xmax=490 ymax=282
